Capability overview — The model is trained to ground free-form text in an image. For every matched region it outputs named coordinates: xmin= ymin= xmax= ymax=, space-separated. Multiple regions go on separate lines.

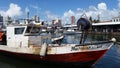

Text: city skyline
xmin=0 ymin=0 xmax=120 ymax=25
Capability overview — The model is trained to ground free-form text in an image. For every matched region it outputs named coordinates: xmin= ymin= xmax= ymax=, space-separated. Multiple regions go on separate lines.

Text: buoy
xmin=40 ymin=43 xmax=47 ymax=56
xmin=111 ymin=38 xmax=116 ymax=42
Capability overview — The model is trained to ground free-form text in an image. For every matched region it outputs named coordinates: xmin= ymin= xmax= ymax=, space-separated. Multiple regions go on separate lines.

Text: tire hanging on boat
xmin=77 ymin=18 xmax=91 ymax=44
xmin=77 ymin=18 xmax=91 ymax=30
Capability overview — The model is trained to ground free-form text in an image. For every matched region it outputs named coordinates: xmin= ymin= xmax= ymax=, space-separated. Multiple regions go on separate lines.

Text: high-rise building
xmin=0 ymin=15 xmax=3 ymax=28
xmin=0 ymin=14 xmax=3 ymax=22
xmin=71 ymin=16 xmax=75 ymax=25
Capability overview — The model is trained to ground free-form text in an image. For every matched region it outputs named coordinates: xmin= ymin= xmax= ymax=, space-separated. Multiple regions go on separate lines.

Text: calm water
xmin=0 ymin=33 xmax=120 ymax=68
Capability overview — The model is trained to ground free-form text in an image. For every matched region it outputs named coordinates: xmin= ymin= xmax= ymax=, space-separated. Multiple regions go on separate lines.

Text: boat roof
xmin=92 ymin=22 xmax=120 ymax=26
xmin=7 ymin=25 xmax=27 ymax=28
xmin=63 ymin=25 xmax=77 ymax=27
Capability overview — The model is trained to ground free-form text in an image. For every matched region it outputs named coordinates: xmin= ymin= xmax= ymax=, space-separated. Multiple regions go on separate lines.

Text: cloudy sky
xmin=0 ymin=0 xmax=120 ymax=25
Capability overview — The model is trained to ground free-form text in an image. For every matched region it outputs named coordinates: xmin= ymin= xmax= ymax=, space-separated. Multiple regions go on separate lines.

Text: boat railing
xmin=70 ymin=41 xmax=114 ymax=50
xmin=76 ymin=41 xmax=113 ymax=46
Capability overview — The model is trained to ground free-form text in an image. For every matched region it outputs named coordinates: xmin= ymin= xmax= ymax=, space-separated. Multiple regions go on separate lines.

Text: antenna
xmin=25 ymin=7 xmax=30 ymax=19
xmin=25 ymin=7 xmax=30 ymax=24
xmin=98 ymin=14 xmax=100 ymax=22
xmin=35 ymin=3 xmax=40 ymax=22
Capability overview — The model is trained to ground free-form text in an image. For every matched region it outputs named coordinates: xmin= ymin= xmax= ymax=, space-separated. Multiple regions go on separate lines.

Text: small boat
xmin=51 ymin=35 xmax=64 ymax=42
xmin=0 ymin=18 xmax=115 ymax=67
xmin=41 ymin=29 xmax=47 ymax=33
xmin=63 ymin=29 xmax=76 ymax=35
xmin=51 ymin=35 xmax=64 ymax=44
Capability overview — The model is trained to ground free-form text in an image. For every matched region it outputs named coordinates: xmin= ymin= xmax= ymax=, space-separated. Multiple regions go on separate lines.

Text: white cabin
xmin=7 ymin=26 xmax=28 ymax=47
xmin=6 ymin=25 xmax=44 ymax=48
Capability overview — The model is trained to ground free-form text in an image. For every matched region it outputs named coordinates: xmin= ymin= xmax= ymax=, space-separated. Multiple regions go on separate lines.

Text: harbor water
xmin=0 ymin=33 xmax=120 ymax=68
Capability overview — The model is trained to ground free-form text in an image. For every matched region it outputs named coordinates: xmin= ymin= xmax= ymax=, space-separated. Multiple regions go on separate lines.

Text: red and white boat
xmin=0 ymin=24 xmax=115 ymax=67
xmin=0 ymin=17 xmax=115 ymax=67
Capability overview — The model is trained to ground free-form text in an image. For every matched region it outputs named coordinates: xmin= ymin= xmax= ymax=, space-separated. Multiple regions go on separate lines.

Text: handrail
xmin=76 ymin=41 xmax=113 ymax=46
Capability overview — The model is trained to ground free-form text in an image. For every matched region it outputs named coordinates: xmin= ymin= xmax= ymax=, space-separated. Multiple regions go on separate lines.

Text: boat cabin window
xmin=24 ymin=26 xmax=41 ymax=35
xmin=15 ymin=27 xmax=25 ymax=34
xmin=25 ymin=26 xmax=40 ymax=33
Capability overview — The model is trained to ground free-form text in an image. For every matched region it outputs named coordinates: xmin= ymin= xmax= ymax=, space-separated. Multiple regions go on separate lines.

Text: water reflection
xmin=0 ymin=54 xmax=93 ymax=68
xmin=115 ymin=44 xmax=120 ymax=54
xmin=64 ymin=35 xmax=79 ymax=44
xmin=89 ymin=34 xmax=110 ymax=41
xmin=94 ymin=44 xmax=120 ymax=68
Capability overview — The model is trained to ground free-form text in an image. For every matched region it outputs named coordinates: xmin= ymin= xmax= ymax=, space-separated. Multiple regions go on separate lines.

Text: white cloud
xmin=98 ymin=2 xmax=107 ymax=10
xmin=0 ymin=3 xmax=22 ymax=17
xmin=6 ymin=3 xmax=22 ymax=17
xmin=30 ymin=5 xmax=41 ymax=15
xmin=61 ymin=10 xmax=75 ymax=25
xmin=45 ymin=11 xmax=58 ymax=20
xmin=60 ymin=2 xmax=119 ymax=25
xmin=45 ymin=2 xmax=113 ymax=25
xmin=31 ymin=5 xmax=38 ymax=9
xmin=0 ymin=11 xmax=6 ymax=16
xmin=25 ymin=7 xmax=29 ymax=13
xmin=118 ymin=0 xmax=120 ymax=9
xmin=63 ymin=10 xmax=75 ymax=17
xmin=88 ymin=6 xmax=97 ymax=11
xmin=77 ymin=8 xmax=81 ymax=11
xmin=1 ymin=2 xmax=117 ymax=26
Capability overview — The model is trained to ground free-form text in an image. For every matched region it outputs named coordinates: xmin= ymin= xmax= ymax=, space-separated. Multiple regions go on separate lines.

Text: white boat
xmin=63 ymin=29 xmax=76 ymax=35
xmin=41 ymin=29 xmax=47 ymax=33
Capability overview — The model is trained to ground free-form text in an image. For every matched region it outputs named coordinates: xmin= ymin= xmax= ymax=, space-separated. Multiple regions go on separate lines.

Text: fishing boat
xmin=0 ymin=18 xmax=115 ymax=67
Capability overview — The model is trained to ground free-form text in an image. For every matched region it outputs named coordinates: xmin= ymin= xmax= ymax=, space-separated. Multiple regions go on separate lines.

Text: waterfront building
xmin=63 ymin=24 xmax=77 ymax=30
xmin=92 ymin=16 xmax=120 ymax=32
xmin=0 ymin=15 xmax=6 ymax=30
xmin=0 ymin=14 xmax=3 ymax=29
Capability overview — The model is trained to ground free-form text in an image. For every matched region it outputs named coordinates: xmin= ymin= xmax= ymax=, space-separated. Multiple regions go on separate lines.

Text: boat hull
xmin=0 ymin=48 xmax=108 ymax=67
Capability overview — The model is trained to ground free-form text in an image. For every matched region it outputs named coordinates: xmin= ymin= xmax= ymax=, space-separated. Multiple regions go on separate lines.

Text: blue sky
xmin=0 ymin=0 xmax=119 ymax=24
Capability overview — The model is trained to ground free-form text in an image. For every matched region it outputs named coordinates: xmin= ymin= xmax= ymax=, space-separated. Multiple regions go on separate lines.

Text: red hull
xmin=0 ymin=31 xmax=4 ymax=41
xmin=0 ymin=49 xmax=108 ymax=67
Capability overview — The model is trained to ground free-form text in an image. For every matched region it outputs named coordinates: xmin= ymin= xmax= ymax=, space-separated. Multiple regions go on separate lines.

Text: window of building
xmin=116 ymin=19 xmax=118 ymax=22
xmin=114 ymin=19 xmax=115 ymax=22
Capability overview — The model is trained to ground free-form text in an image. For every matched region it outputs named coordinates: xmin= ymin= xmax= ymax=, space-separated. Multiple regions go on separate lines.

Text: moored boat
xmin=63 ymin=28 xmax=76 ymax=35
xmin=0 ymin=17 xmax=116 ymax=67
